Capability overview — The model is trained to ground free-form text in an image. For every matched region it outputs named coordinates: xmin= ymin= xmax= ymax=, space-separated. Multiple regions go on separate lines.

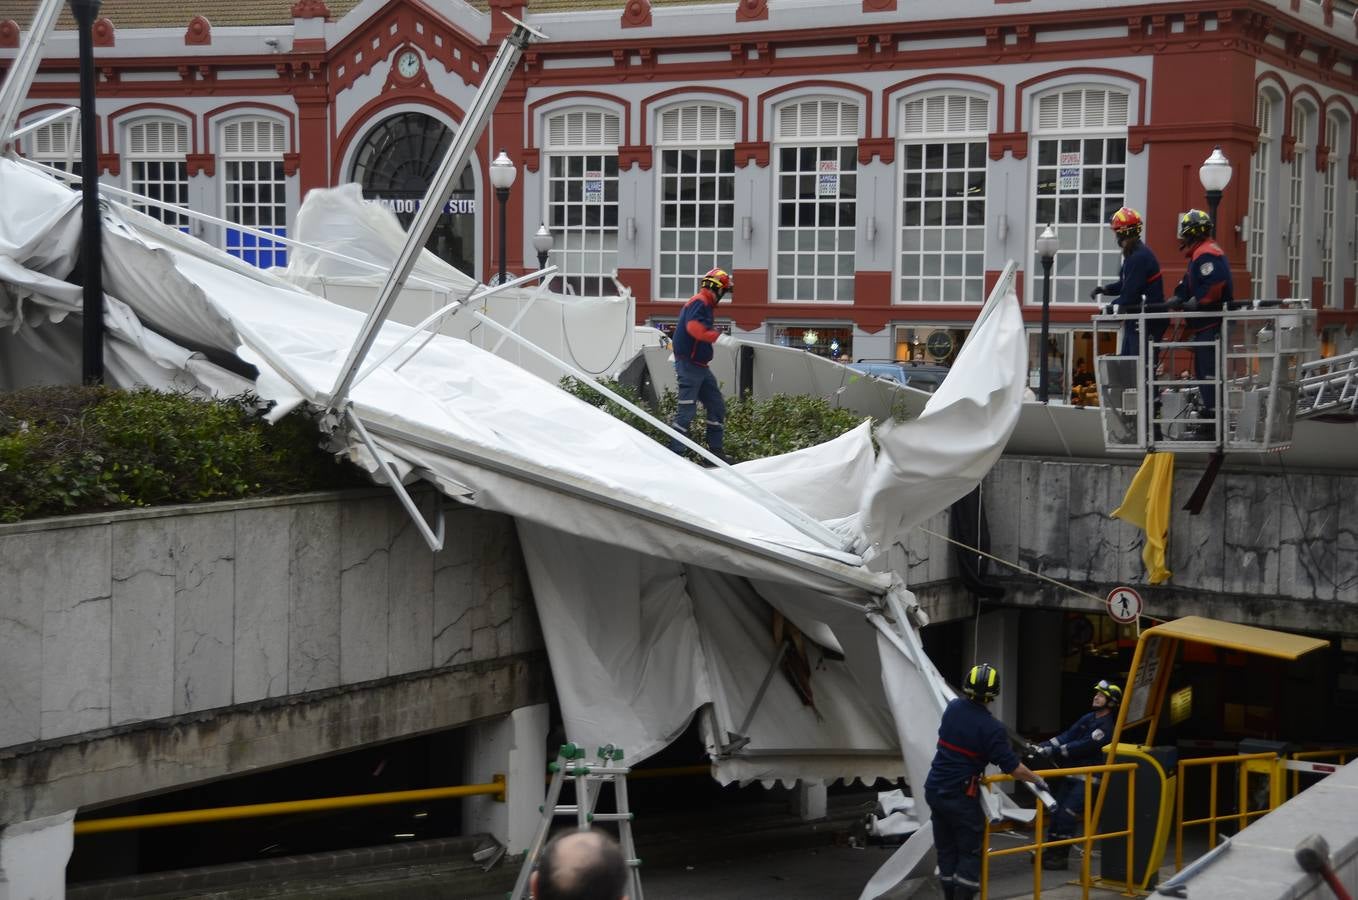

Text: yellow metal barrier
xmin=1173 ymin=752 xmax=1278 ymax=870
xmin=981 ymin=762 xmax=1138 ymax=900
xmin=1288 ymin=748 xmax=1357 ymax=799
xmin=73 ymin=775 xmax=506 ymax=836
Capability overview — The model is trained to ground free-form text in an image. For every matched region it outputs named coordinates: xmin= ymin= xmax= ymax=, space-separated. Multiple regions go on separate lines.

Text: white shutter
xmin=1256 ymin=92 xmax=1272 ymax=137
xmin=902 ymin=99 xmax=925 ymax=135
xmin=32 ymin=119 xmax=78 ymax=156
xmin=1037 ymin=94 xmax=1061 ymax=131
xmin=900 ymin=94 xmax=988 ymax=138
xmin=967 ymin=96 xmax=987 ymax=132
xmin=222 ymin=119 xmax=286 ymax=156
xmin=776 ymin=98 xmax=858 ymax=141
xmin=1107 ymin=92 xmax=1129 ymax=127
xmin=1035 ymin=88 xmax=1129 ymax=132
xmin=656 ymin=104 xmax=736 ymax=145
xmin=544 ymin=110 xmax=621 ymax=151
xmin=128 ymin=120 xmax=188 ymax=156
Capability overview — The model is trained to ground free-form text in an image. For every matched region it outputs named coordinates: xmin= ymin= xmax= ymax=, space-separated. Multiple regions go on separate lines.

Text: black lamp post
xmin=489 ymin=149 xmax=516 ymax=285
xmin=1036 ymin=224 xmax=1060 ymax=403
xmin=1199 ymin=145 xmax=1233 ymax=238
xmin=70 ymin=0 xmax=104 ymax=383
xmin=532 ymin=222 xmax=553 ymax=280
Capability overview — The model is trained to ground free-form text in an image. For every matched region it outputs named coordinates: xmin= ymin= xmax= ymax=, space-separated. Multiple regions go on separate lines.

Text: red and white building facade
xmin=4 ymin=0 xmax=1358 ymax=387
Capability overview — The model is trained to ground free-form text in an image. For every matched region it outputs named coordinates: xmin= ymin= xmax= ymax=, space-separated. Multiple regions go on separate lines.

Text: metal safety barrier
xmin=1173 ymin=752 xmax=1278 ymax=870
xmin=1286 ymin=748 xmax=1357 ymax=800
xmin=982 ymin=761 xmax=1138 ymax=900
xmin=73 ymin=776 xmax=506 ymax=836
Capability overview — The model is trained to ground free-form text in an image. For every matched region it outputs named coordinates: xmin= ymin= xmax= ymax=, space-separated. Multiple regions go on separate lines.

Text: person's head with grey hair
xmin=531 ymin=828 xmax=628 ymax=900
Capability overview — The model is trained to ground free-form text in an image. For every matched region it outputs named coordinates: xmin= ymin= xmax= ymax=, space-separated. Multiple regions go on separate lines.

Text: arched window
xmin=544 ymin=108 xmax=620 ymax=296
xmin=774 ymin=98 xmax=858 ymax=303
xmin=1286 ymin=103 xmax=1312 ymax=296
xmin=655 ymin=103 xmax=736 ymax=301
xmin=1030 ymin=87 xmax=1129 ymax=304
xmin=125 ymin=118 xmax=191 ymax=229
xmin=897 ymin=93 xmax=988 ymax=303
xmin=23 ymin=114 xmax=80 ymax=175
xmin=1249 ymin=90 xmax=1279 ymax=301
xmin=1321 ymin=112 xmax=1344 ymax=308
xmin=221 ymin=117 xmax=288 ymax=268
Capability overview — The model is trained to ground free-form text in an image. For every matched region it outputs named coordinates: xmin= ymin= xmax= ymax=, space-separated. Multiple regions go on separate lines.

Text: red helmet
xmin=1110 ymin=207 xmax=1143 ymax=241
xmin=701 ymin=267 xmax=733 ymax=295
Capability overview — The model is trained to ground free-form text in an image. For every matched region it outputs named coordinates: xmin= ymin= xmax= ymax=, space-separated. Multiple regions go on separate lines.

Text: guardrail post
xmin=463 ymin=703 xmax=549 ymax=855
xmin=0 ymin=809 xmax=75 ymax=900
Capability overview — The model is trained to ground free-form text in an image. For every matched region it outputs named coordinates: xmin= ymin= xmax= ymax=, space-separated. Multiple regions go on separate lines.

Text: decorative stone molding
xmin=290 ymin=0 xmax=331 ymax=19
xmin=857 ymin=137 xmax=894 ymax=166
xmin=988 ymin=131 xmax=1028 ymax=161
xmin=0 ymin=20 xmax=19 ymax=48
xmin=186 ymin=153 xmax=216 ymax=177
xmin=283 ymin=152 xmax=301 ymax=178
xmin=733 ymin=141 xmax=769 ymax=168
xmin=621 ymin=0 xmax=651 ymax=28
xmin=185 ymin=15 xmax=211 ymax=45
xmin=618 ymin=145 xmax=652 ymax=171
xmin=521 ymin=147 xmax=541 ymax=173
xmin=735 ymin=0 xmax=767 ymax=23
xmin=97 ymin=153 xmax=120 ymax=176
xmin=863 ymin=0 xmax=895 ymax=10
xmin=92 ymin=17 xmax=114 ymax=47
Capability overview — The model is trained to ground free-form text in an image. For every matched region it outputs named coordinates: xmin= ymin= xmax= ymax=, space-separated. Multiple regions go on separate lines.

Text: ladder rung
xmin=590 ymin=813 xmax=633 ymax=822
xmin=625 ymin=858 xmax=642 ymax=867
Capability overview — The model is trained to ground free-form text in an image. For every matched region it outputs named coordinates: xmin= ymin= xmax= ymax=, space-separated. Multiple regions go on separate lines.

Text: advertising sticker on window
xmin=1057 ymin=151 xmax=1082 ymax=191
xmin=818 ymin=160 xmax=840 ymax=197
xmin=584 ymin=170 xmax=603 ymax=204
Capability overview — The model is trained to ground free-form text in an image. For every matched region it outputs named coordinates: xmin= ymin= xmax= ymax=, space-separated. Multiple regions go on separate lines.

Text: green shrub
xmin=560 ymin=377 xmax=866 ymax=463
xmin=0 ymin=386 xmax=368 ymax=523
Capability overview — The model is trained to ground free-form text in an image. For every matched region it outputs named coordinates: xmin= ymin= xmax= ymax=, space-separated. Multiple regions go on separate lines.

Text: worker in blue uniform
xmin=1030 ymin=679 xmax=1123 ymax=869
xmin=668 ymin=267 xmax=736 ymax=462
xmin=1091 ymin=207 xmax=1165 ymax=356
xmin=925 ymin=664 xmax=1050 ymax=900
xmin=1170 ymin=209 xmax=1234 ymax=431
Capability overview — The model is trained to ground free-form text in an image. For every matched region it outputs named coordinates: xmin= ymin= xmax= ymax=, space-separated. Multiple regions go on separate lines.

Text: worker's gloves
xmin=1032 ymin=777 xmax=1051 ymax=795
xmin=1089 ymin=286 xmax=1105 ymax=301
xmin=716 ymin=333 xmax=737 ymax=348
xmin=1041 ymin=738 xmax=1068 ymax=758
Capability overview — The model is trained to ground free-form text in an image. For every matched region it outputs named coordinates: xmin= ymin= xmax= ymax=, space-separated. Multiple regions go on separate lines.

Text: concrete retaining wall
xmin=0 ymin=490 xmax=543 ymax=750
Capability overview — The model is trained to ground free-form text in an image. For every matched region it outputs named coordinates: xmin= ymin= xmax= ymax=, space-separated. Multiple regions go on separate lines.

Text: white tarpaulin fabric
xmin=0 ymin=158 xmax=1029 ymax=895
xmin=860 ymin=286 xmax=1027 ymax=552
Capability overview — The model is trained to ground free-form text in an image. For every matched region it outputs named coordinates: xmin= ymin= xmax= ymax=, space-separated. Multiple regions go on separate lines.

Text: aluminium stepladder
xmin=510 ymin=743 xmax=643 ymax=900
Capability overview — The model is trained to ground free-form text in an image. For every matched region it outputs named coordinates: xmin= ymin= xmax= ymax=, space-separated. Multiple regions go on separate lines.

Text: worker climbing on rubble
xmin=1170 ymin=209 xmax=1234 ymax=431
xmin=926 ymin=663 xmax=1051 ymax=900
xmin=1029 ymin=678 xmax=1123 ymax=870
xmin=1090 ymin=207 xmax=1165 ymax=356
xmin=668 ymin=267 xmax=736 ymax=463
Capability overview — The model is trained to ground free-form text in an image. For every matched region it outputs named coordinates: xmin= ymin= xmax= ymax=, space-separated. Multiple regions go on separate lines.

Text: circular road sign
xmin=1106 ymin=586 xmax=1143 ymax=624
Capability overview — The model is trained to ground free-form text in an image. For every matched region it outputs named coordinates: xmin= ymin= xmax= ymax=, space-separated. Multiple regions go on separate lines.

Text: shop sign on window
xmin=818 ymin=160 xmax=840 ymax=197
xmin=584 ymin=170 xmax=604 ymax=204
xmin=1057 ymin=151 xmax=1082 ymax=191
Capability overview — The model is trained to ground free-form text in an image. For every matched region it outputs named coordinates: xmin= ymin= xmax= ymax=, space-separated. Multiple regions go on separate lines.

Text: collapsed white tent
xmin=0 ymin=156 xmax=1028 ymax=897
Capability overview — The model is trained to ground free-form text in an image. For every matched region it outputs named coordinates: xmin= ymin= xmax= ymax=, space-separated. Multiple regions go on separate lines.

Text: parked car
xmin=846 ymin=360 xmax=951 ymax=393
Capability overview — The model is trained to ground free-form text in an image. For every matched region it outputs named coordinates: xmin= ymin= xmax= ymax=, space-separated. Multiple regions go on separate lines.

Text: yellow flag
xmin=1111 ymin=452 xmax=1174 ymax=584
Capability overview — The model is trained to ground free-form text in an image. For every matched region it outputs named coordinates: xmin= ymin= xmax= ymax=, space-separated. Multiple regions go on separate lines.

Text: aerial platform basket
xmin=1092 ymin=301 xmax=1317 ymax=453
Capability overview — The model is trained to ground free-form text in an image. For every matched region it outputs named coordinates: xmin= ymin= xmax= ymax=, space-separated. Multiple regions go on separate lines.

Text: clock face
xmin=927 ymin=330 xmax=954 ymax=360
xmin=396 ymin=50 xmax=420 ymax=79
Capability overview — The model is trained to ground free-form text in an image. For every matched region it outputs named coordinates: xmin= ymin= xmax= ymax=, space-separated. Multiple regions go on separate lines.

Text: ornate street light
xmin=1036 ymin=224 xmax=1060 ymax=403
xmin=532 ymin=222 xmax=553 ymax=281
xmin=1199 ymin=145 xmax=1232 ymax=238
xmin=488 ymin=149 xmax=517 ymax=285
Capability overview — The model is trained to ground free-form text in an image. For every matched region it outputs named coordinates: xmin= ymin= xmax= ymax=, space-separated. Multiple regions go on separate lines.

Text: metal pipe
xmin=74 ymin=778 xmax=505 ymax=835
xmin=70 ymin=0 xmax=104 ymax=384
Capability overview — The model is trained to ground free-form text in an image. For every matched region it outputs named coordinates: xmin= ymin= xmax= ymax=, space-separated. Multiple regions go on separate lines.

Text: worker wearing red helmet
xmin=1170 ymin=209 xmax=1234 ymax=424
xmin=668 ymin=267 xmax=735 ymax=462
xmin=1091 ymin=207 xmax=1165 ymax=356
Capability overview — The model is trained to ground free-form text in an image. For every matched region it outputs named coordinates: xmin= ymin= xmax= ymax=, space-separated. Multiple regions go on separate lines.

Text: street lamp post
xmin=532 ymin=223 xmax=553 ymax=282
xmin=489 ymin=149 xmax=517 ymax=285
xmin=70 ymin=0 xmax=104 ymax=384
xmin=1036 ymin=224 xmax=1060 ymax=403
xmin=1199 ymin=145 xmax=1232 ymax=238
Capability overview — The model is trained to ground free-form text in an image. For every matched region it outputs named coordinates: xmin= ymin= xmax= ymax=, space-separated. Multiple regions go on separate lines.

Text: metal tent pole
xmin=0 ymin=0 xmax=64 ymax=149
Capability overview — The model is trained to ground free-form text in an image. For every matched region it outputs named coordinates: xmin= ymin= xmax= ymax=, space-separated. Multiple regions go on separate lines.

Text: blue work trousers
xmin=1191 ymin=323 xmax=1221 ymax=416
xmin=926 ymin=785 xmax=983 ymax=897
xmin=669 ymin=357 xmax=725 ymax=454
xmin=1048 ymin=775 xmax=1090 ymax=839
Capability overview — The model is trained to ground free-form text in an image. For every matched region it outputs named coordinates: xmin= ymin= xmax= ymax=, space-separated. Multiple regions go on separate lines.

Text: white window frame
xmin=22 ymin=113 xmax=81 ymax=174
xmin=895 ymin=91 xmax=989 ymax=304
xmin=219 ymin=116 xmax=289 ymax=269
xmin=1286 ymin=104 xmax=1311 ymax=297
xmin=1028 ymin=86 xmax=1130 ymax=305
xmin=124 ymin=117 xmax=191 ymax=230
xmin=1321 ymin=113 xmax=1342 ymax=308
xmin=654 ymin=102 xmax=736 ymax=302
xmin=772 ymin=97 xmax=859 ymax=304
xmin=543 ymin=107 xmax=621 ymax=297
xmin=1249 ymin=90 xmax=1278 ymax=302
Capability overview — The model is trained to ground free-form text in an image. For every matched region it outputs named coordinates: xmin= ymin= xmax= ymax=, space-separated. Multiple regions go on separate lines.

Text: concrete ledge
xmin=0 ymin=653 xmax=549 ymax=823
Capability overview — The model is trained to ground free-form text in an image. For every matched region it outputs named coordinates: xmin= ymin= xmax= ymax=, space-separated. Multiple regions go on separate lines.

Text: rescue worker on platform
xmin=1170 ymin=209 xmax=1234 ymax=432
xmin=1030 ymin=679 xmax=1123 ymax=870
xmin=668 ymin=268 xmax=736 ymax=463
xmin=926 ymin=664 xmax=1050 ymax=900
xmin=1090 ymin=207 xmax=1165 ymax=357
